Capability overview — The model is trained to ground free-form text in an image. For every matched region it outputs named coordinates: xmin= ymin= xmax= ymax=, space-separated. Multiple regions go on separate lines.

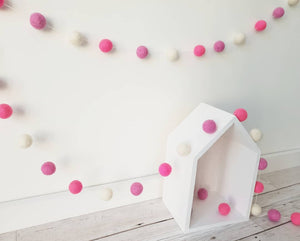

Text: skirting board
xmin=0 ymin=149 xmax=299 ymax=234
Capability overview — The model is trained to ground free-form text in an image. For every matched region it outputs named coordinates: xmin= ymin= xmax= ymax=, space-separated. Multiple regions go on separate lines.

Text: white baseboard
xmin=1 ymin=149 xmax=299 ymax=234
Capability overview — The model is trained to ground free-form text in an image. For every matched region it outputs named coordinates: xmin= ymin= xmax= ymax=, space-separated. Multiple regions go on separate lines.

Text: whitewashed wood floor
xmin=1 ymin=167 xmax=300 ymax=241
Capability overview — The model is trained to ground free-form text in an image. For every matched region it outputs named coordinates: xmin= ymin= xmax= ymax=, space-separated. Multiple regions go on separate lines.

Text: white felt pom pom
xmin=100 ymin=188 xmax=113 ymax=201
xmin=251 ymin=203 xmax=262 ymax=216
xmin=166 ymin=48 xmax=179 ymax=61
xmin=176 ymin=143 xmax=191 ymax=156
xmin=18 ymin=134 xmax=33 ymax=148
xmin=69 ymin=31 xmax=85 ymax=46
xmin=288 ymin=0 xmax=299 ymax=6
xmin=233 ymin=33 xmax=246 ymax=45
xmin=250 ymin=128 xmax=263 ymax=142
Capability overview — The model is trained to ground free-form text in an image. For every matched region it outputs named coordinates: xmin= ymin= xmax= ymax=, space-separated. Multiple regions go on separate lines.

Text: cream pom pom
xmin=166 ymin=48 xmax=179 ymax=61
xmin=251 ymin=203 xmax=262 ymax=216
xmin=100 ymin=188 xmax=113 ymax=201
xmin=69 ymin=31 xmax=85 ymax=46
xmin=250 ymin=128 xmax=263 ymax=142
xmin=288 ymin=0 xmax=299 ymax=6
xmin=233 ymin=33 xmax=246 ymax=45
xmin=176 ymin=143 xmax=191 ymax=156
xmin=18 ymin=134 xmax=33 ymax=148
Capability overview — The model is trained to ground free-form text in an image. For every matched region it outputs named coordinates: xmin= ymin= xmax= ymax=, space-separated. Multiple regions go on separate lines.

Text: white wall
xmin=0 ymin=0 xmax=300 ymax=231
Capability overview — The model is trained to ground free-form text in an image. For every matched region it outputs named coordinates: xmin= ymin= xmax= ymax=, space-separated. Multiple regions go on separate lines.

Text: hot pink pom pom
xmin=198 ymin=188 xmax=208 ymax=200
xmin=233 ymin=108 xmax=248 ymax=122
xmin=214 ymin=41 xmax=225 ymax=52
xmin=254 ymin=181 xmax=264 ymax=193
xmin=273 ymin=7 xmax=285 ymax=19
xmin=258 ymin=158 xmax=268 ymax=170
xmin=136 ymin=46 xmax=148 ymax=59
xmin=202 ymin=120 xmax=217 ymax=134
xmin=130 ymin=182 xmax=143 ymax=196
xmin=69 ymin=180 xmax=83 ymax=194
xmin=218 ymin=203 xmax=231 ymax=216
xmin=268 ymin=209 xmax=281 ymax=222
xmin=159 ymin=163 xmax=172 ymax=177
xmin=255 ymin=20 xmax=267 ymax=32
xmin=0 ymin=103 xmax=13 ymax=119
xmin=194 ymin=45 xmax=206 ymax=57
xmin=30 ymin=13 xmax=47 ymax=30
xmin=0 ymin=0 xmax=5 ymax=8
xmin=41 ymin=162 xmax=56 ymax=175
xmin=99 ymin=39 xmax=113 ymax=53
xmin=291 ymin=212 xmax=300 ymax=226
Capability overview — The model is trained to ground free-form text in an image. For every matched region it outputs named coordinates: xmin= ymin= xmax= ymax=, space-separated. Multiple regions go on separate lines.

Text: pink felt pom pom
xmin=136 ymin=46 xmax=148 ymax=59
xmin=233 ymin=108 xmax=248 ymax=122
xmin=268 ymin=209 xmax=281 ymax=222
xmin=255 ymin=20 xmax=267 ymax=32
xmin=202 ymin=120 xmax=217 ymax=134
xmin=0 ymin=103 xmax=13 ymax=119
xmin=218 ymin=203 xmax=231 ymax=216
xmin=291 ymin=212 xmax=300 ymax=226
xmin=159 ymin=163 xmax=172 ymax=177
xmin=130 ymin=182 xmax=143 ymax=196
xmin=258 ymin=158 xmax=268 ymax=170
xmin=0 ymin=0 xmax=4 ymax=8
xmin=273 ymin=7 xmax=285 ymax=19
xmin=30 ymin=13 xmax=47 ymax=30
xmin=214 ymin=41 xmax=225 ymax=52
xmin=69 ymin=180 xmax=83 ymax=194
xmin=194 ymin=45 xmax=206 ymax=57
xmin=99 ymin=39 xmax=113 ymax=53
xmin=254 ymin=181 xmax=264 ymax=193
xmin=41 ymin=162 xmax=56 ymax=175
xmin=197 ymin=188 xmax=208 ymax=200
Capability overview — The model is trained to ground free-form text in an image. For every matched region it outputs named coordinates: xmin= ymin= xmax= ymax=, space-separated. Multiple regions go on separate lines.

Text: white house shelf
xmin=162 ymin=103 xmax=260 ymax=233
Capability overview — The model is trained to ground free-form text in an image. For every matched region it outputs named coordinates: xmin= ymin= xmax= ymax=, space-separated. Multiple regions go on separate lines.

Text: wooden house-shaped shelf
xmin=162 ymin=103 xmax=260 ymax=233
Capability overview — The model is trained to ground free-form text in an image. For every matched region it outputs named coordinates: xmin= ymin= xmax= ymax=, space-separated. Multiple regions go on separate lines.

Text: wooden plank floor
xmin=1 ymin=167 xmax=299 ymax=241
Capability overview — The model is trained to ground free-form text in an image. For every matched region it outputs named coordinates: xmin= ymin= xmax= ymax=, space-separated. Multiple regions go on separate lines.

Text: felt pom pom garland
xmin=0 ymin=0 xmax=297 ymax=60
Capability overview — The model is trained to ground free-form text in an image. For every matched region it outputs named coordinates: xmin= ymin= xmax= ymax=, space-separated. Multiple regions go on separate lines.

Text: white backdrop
xmin=0 ymin=0 xmax=299 ymax=203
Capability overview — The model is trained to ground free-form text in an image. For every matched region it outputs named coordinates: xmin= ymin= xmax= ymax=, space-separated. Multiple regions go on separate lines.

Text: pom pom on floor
xmin=258 ymin=158 xmax=268 ymax=170
xmin=273 ymin=7 xmax=285 ymax=19
xmin=214 ymin=41 xmax=225 ymax=52
xmin=130 ymin=182 xmax=143 ymax=196
xmin=99 ymin=39 xmax=113 ymax=53
xmin=69 ymin=180 xmax=83 ymax=194
xmin=254 ymin=181 xmax=264 ymax=193
xmin=251 ymin=203 xmax=262 ymax=216
xmin=197 ymin=188 xmax=208 ymax=200
xmin=233 ymin=108 xmax=248 ymax=122
xmin=159 ymin=163 xmax=172 ymax=177
xmin=218 ymin=203 xmax=231 ymax=216
xmin=255 ymin=20 xmax=267 ymax=32
xmin=30 ymin=13 xmax=47 ymax=30
xmin=291 ymin=212 xmax=300 ymax=226
xmin=18 ymin=134 xmax=33 ymax=148
xmin=268 ymin=209 xmax=281 ymax=222
xmin=0 ymin=0 xmax=5 ymax=8
xmin=136 ymin=46 xmax=148 ymax=59
xmin=202 ymin=119 xmax=217 ymax=134
xmin=288 ymin=0 xmax=299 ymax=7
xmin=0 ymin=103 xmax=13 ymax=119
xmin=166 ymin=48 xmax=179 ymax=61
xmin=194 ymin=45 xmax=206 ymax=57
xmin=41 ymin=162 xmax=56 ymax=175
xmin=100 ymin=188 xmax=113 ymax=201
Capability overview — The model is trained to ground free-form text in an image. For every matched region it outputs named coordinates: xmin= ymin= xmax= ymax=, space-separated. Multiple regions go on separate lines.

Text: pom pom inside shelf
xmin=163 ymin=103 xmax=260 ymax=233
